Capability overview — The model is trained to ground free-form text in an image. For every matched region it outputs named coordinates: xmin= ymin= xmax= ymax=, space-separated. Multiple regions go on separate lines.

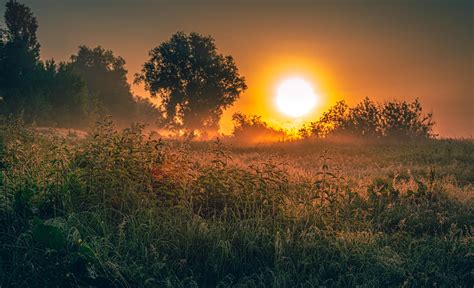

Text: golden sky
xmin=6 ymin=0 xmax=473 ymax=137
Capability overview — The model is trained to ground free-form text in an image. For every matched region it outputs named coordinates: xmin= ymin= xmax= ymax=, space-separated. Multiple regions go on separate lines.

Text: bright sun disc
xmin=276 ymin=78 xmax=318 ymax=118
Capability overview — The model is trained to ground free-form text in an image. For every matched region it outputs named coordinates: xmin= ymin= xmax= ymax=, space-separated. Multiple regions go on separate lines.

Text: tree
xmin=136 ymin=32 xmax=247 ymax=134
xmin=0 ymin=1 xmax=93 ymax=127
xmin=0 ymin=0 xmax=42 ymax=120
xmin=344 ymin=97 xmax=381 ymax=137
xmin=380 ymin=98 xmax=434 ymax=139
xmin=132 ymin=97 xmax=164 ymax=126
xmin=3 ymin=0 xmax=40 ymax=59
xmin=68 ymin=46 xmax=135 ymax=120
xmin=44 ymin=60 xmax=93 ymax=127
xmin=308 ymin=100 xmax=348 ymax=138
xmin=302 ymin=98 xmax=435 ymax=140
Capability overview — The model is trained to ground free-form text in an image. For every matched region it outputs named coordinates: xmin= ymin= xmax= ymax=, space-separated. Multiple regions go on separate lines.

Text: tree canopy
xmin=0 ymin=0 xmax=42 ymax=120
xmin=300 ymin=98 xmax=435 ymax=139
xmin=136 ymin=32 xmax=247 ymax=134
xmin=3 ymin=0 xmax=40 ymax=58
xmin=0 ymin=0 xmax=161 ymax=128
xmin=68 ymin=46 xmax=136 ymax=120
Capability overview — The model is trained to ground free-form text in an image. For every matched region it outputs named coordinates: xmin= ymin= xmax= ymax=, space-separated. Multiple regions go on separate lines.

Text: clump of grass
xmin=0 ymin=119 xmax=472 ymax=287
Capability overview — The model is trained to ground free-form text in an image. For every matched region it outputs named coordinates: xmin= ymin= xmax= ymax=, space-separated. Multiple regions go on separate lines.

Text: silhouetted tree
xmin=3 ymin=0 xmax=39 ymax=58
xmin=136 ymin=32 xmax=247 ymax=134
xmin=44 ymin=61 xmax=93 ymax=127
xmin=0 ymin=2 xmax=159 ymax=128
xmin=0 ymin=0 xmax=43 ymax=121
xmin=68 ymin=46 xmax=135 ymax=120
xmin=344 ymin=97 xmax=381 ymax=137
xmin=381 ymin=98 xmax=434 ymax=139
xmin=308 ymin=100 xmax=348 ymax=137
xmin=0 ymin=1 xmax=93 ymax=127
xmin=303 ymin=98 xmax=434 ymax=140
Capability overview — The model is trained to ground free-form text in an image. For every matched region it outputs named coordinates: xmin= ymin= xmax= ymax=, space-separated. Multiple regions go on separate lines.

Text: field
xmin=0 ymin=120 xmax=473 ymax=287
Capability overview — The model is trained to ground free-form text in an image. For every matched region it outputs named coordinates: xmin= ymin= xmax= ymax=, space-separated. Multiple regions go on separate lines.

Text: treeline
xmin=0 ymin=1 xmax=160 ymax=128
xmin=298 ymin=98 xmax=435 ymax=139
xmin=1 ymin=1 xmax=435 ymax=140
xmin=0 ymin=1 xmax=247 ymax=133
xmin=230 ymin=98 xmax=435 ymax=142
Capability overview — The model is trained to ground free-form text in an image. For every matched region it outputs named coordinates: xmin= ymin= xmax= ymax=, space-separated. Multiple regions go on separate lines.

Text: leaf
xmin=16 ymin=187 xmax=35 ymax=202
xmin=32 ymin=222 xmax=66 ymax=250
xmin=78 ymin=243 xmax=95 ymax=259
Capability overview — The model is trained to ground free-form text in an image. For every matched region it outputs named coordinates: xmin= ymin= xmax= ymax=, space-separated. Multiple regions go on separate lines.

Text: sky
xmin=2 ymin=0 xmax=472 ymax=137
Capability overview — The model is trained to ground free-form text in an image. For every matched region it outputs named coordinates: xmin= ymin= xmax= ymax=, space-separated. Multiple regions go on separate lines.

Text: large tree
xmin=43 ymin=60 xmax=92 ymax=127
xmin=0 ymin=1 xmax=92 ymax=127
xmin=0 ymin=0 xmax=43 ymax=120
xmin=135 ymin=32 xmax=247 ymax=134
xmin=3 ymin=0 xmax=40 ymax=58
xmin=68 ymin=46 xmax=135 ymax=120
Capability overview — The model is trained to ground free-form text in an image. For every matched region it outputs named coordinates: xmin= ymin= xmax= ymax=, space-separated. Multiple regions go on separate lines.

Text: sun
xmin=275 ymin=77 xmax=318 ymax=118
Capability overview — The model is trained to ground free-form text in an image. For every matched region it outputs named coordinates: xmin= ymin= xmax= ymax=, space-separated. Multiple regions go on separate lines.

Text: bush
xmin=302 ymin=97 xmax=435 ymax=140
xmin=231 ymin=112 xmax=288 ymax=144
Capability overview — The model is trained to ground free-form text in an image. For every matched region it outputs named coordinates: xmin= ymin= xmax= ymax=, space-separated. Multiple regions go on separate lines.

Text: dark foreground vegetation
xmin=0 ymin=119 xmax=472 ymax=287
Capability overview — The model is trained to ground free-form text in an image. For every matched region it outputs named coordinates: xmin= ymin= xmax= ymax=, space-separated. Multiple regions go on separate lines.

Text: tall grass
xmin=0 ymin=119 xmax=472 ymax=287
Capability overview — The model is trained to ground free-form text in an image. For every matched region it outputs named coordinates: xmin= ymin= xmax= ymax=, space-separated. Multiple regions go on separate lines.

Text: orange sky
xmin=4 ymin=0 xmax=472 ymax=137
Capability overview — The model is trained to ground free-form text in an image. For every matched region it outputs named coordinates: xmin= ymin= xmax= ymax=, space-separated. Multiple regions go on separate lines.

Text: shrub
xmin=231 ymin=112 xmax=288 ymax=143
xmin=302 ymin=97 xmax=435 ymax=140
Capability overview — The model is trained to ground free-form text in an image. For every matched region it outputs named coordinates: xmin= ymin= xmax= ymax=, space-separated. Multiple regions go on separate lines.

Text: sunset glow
xmin=275 ymin=78 xmax=318 ymax=118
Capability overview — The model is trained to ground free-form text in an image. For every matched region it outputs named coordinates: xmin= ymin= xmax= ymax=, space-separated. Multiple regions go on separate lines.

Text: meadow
xmin=0 ymin=119 xmax=472 ymax=287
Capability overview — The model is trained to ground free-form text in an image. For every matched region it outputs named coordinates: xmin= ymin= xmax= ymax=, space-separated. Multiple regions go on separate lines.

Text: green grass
xmin=0 ymin=119 xmax=473 ymax=287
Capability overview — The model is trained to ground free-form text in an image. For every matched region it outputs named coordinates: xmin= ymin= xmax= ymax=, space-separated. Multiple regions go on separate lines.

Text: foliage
xmin=0 ymin=1 xmax=94 ymax=127
xmin=68 ymin=46 xmax=136 ymax=121
xmin=231 ymin=112 xmax=288 ymax=143
xmin=301 ymin=97 xmax=435 ymax=139
xmin=41 ymin=60 xmax=94 ymax=127
xmin=304 ymin=100 xmax=349 ymax=138
xmin=132 ymin=97 xmax=164 ymax=126
xmin=0 ymin=0 xmax=43 ymax=121
xmin=381 ymin=98 xmax=435 ymax=139
xmin=0 ymin=2 xmax=162 ymax=128
xmin=345 ymin=97 xmax=380 ymax=137
xmin=0 ymin=119 xmax=472 ymax=287
xmin=3 ymin=0 xmax=40 ymax=58
xmin=136 ymin=32 xmax=247 ymax=134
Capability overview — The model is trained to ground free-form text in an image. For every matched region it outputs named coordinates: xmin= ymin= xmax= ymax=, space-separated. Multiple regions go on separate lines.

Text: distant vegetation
xmin=0 ymin=1 xmax=161 ymax=128
xmin=299 ymin=97 xmax=435 ymax=140
xmin=231 ymin=112 xmax=287 ymax=143
xmin=135 ymin=32 xmax=247 ymax=136
xmin=0 ymin=1 xmax=436 ymax=142
xmin=0 ymin=1 xmax=246 ymax=135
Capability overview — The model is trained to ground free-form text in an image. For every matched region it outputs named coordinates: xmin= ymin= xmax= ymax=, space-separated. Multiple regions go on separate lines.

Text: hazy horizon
xmin=2 ymin=0 xmax=472 ymax=137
